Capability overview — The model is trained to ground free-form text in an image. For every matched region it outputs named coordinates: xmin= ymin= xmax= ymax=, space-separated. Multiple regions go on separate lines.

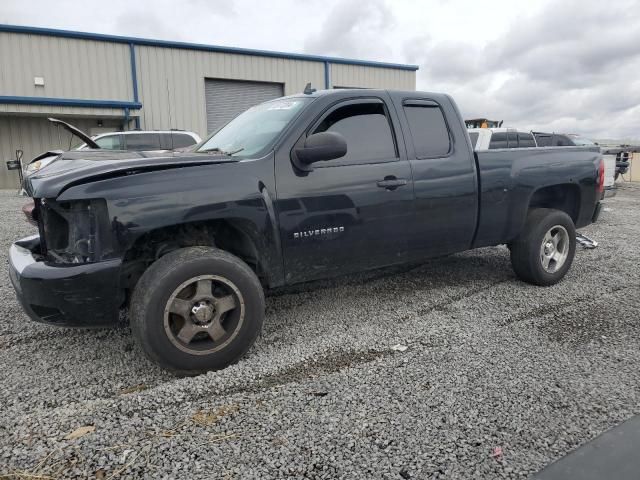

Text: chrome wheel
xmin=163 ymin=275 xmax=245 ymax=355
xmin=539 ymin=225 xmax=570 ymax=273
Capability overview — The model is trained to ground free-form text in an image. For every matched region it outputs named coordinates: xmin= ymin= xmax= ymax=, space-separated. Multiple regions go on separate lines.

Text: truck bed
xmin=473 ymin=146 xmax=602 ymax=248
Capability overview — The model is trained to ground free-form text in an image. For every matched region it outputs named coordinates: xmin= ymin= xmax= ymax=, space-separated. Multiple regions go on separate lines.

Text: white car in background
xmin=24 ymin=119 xmax=202 ymax=177
xmin=20 ymin=120 xmax=203 ymax=220
xmin=78 ymin=130 xmax=201 ymax=151
xmin=467 ymin=128 xmax=538 ymax=150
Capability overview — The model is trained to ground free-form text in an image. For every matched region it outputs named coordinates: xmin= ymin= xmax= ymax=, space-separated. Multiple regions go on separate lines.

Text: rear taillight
xmin=597 ymin=160 xmax=605 ymax=194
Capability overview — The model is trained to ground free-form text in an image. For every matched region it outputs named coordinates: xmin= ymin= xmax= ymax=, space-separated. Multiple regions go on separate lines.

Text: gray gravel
xmin=1 ymin=185 xmax=639 ymax=479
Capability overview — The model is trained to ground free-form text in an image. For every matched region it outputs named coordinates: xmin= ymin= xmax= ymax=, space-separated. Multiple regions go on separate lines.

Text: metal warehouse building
xmin=0 ymin=24 xmax=418 ymax=188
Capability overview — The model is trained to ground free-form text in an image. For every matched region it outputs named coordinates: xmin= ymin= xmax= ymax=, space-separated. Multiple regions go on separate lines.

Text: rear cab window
xmin=402 ymin=100 xmax=451 ymax=158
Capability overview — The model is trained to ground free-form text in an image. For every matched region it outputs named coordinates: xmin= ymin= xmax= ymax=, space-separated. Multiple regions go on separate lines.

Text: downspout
xmin=129 ymin=42 xmax=141 ymax=129
xmin=324 ymin=61 xmax=331 ymax=89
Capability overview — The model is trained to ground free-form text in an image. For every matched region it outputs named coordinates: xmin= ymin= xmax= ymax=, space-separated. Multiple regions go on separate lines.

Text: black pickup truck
xmin=9 ymin=89 xmax=604 ymax=374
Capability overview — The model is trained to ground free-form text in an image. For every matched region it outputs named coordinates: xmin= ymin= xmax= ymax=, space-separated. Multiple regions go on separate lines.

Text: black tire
xmin=130 ymin=247 xmax=264 ymax=375
xmin=510 ymin=208 xmax=576 ymax=286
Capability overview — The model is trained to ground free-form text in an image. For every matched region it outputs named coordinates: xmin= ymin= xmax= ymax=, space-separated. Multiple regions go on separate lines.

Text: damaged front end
xmin=36 ymin=198 xmax=114 ymax=264
xmin=8 ymin=197 xmax=123 ymax=327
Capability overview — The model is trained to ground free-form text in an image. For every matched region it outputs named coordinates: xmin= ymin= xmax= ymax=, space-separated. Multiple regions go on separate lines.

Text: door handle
xmin=377 ymin=177 xmax=408 ymax=190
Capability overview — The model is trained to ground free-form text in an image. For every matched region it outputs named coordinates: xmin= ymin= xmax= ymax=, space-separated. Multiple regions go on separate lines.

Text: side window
xmin=518 ymin=132 xmax=536 ymax=148
xmin=95 ymin=134 xmax=122 ymax=150
xmin=312 ymin=101 xmax=397 ymax=165
xmin=507 ymin=131 xmax=518 ymax=148
xmin=489 ymin=132 xmax=508 ymax=149
xmin=403 ymin=103 xmax=450 ymax=157
xmin=124 ymin=133 xmax=162 ymax=151
xmin=161 ymin=133 xmax=198 ymax=149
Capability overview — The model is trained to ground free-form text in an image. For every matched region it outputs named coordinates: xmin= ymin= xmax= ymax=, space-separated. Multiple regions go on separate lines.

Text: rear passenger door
xmin=393 ymin=97 xmax=478 ymax=258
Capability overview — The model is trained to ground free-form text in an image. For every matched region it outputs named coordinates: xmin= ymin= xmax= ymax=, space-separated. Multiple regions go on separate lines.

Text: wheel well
xmin=528 ymin=184 xmax=580 ymax=223
xmin=121 ymin=219 xmax=263 ymax=293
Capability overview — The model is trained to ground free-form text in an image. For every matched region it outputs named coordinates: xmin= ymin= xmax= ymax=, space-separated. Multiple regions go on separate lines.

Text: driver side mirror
xmin=295 ymin=131 xmax=347 ymax=165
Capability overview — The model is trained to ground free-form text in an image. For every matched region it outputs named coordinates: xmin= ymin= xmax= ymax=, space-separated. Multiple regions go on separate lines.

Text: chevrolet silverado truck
xmin=9 ymin=89 xmax=604 ymax=374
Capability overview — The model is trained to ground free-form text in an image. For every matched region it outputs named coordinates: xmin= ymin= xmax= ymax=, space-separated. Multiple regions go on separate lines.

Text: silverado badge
xmin=294 ymin=226 xmax=344 ymax=239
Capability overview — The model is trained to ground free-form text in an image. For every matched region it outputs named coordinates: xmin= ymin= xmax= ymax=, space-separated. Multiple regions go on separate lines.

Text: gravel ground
xmin=1 ymin=184 xmax=639 ymax=479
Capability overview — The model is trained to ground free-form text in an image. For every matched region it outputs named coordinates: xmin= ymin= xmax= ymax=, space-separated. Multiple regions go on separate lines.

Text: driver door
xmin=274 ymin=96 xmax=414 ymax=284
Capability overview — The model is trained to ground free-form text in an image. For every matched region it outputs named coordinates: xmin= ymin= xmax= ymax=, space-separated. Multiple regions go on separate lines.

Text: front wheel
xmin=130 ymin=247 xmax=264 ymax=375
xmin=510 ymin=208 xmax=576 ymax=286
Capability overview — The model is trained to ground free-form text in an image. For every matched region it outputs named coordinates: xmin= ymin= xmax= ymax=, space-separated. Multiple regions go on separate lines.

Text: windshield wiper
xmin=199 ymin=147 xmax=245 ymax=156
xmin=227 ymin=147 xmax=244 ymax=156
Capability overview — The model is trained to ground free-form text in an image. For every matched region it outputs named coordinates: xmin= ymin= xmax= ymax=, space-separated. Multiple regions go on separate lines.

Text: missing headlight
xmin=39 ymin=198 xmax=111 ymax=264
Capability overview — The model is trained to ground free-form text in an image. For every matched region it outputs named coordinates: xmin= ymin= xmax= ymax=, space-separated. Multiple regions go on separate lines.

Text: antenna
xmin=303 ymin=82 xmax=316 ymax=95
xmin=166 ymin=78 xmax=175 ymax=150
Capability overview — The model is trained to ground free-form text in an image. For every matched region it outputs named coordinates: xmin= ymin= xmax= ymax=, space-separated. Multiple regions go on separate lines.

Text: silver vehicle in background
xmin=24 ymin=118 xmax=201 ymax=177
xmin=77 ymin=130 xmax=201 ymax=151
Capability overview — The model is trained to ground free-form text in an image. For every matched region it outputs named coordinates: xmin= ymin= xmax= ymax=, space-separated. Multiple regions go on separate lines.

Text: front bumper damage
xmin=8 ymin=235 xmax=124 ymax=327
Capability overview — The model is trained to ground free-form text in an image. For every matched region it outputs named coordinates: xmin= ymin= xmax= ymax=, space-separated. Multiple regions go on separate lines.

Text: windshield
xmin=197 ymin=97 xmax=312 ymax=157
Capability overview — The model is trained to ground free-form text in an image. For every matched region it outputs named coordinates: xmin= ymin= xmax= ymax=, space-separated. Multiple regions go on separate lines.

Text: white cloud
xmin=304 ymin=0 xmax=395 ymax=59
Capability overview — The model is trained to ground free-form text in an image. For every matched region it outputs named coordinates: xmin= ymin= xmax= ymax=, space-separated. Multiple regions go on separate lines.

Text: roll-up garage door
xmin=205 ymin=79 xmax=284 ymax=134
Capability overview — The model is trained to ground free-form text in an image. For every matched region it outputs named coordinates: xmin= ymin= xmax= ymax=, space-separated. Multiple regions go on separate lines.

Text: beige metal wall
xmin=0 ymin=116 xmax=122 ymax=188
xmin=0 ymin=29 xmax=417 ymax=188
xmin=134 ymin=46 xmax=326 ymax=135
xmin=134 ymin=46 xmax=417 ymax=136
xmin=629 ymin=153 xmax=640 ymax=182
xmin=330 ymin=63 xmax=416 ymax=90
xmin=0 ymin=32 xmax=133 ymax=115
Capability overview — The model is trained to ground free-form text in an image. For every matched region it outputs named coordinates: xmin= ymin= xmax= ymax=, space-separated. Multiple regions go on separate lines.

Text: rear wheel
xmin=130 ymin=247 xmax=264 ymax=375
xmin=510 ymin=208 xmax=576 ymax=286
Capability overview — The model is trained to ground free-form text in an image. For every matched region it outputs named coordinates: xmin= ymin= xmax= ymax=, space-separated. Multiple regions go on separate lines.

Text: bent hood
xmin=24 ymin=149 xmax=238 ymax=198
xmin=47 ymin=117 xmax=100 ymax=149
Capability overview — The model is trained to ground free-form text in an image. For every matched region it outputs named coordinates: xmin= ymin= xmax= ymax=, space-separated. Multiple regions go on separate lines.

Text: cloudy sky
xmin=2 ymin=0 xmax=639 ymax=139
